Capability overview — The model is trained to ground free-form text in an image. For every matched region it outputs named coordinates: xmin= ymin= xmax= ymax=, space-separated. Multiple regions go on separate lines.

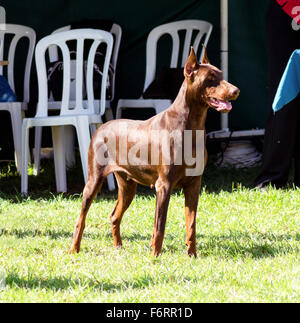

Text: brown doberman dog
xmin=68 ymin=47 xmax=239 ymax=257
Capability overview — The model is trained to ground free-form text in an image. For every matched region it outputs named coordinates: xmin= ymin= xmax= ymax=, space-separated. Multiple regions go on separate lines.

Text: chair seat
xmin=117 ymin=98 xmax=171 ymax=107
xmin=0 ymin=101 xmax=22 ymax=110
xmin=47 ymin=99 xmax=109 ymax=110
xmin=116 ymin=98 xmax=172 ymax=118
xmin=0 ymin=102 xmax=28 ymax=113
xmin=0 ymin=101 xmax=21 ymax=106
xmin=24 ymin=113 xmax=102 ymax=128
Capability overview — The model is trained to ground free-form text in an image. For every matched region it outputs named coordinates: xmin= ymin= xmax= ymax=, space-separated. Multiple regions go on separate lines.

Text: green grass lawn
xmin=0 ymin=160 xmax=299 ymax=302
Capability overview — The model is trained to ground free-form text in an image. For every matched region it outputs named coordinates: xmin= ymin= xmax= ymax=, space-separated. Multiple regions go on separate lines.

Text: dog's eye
xmin=206 ymin=76 xmax=217 ymax=86
xmin=207 ymin=71 xmax=217 ymax=80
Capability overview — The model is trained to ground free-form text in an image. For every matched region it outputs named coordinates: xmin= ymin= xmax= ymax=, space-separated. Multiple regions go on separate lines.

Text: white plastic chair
xmin=34 ymin=23 xmax=121 ymax=177
xmin=0 ymin=24 xmax=36 ymax=172
xmin=116 ymin=20 xmax=213 ymax=118
xmin=21 ymin=29 xmax=114 ymax=194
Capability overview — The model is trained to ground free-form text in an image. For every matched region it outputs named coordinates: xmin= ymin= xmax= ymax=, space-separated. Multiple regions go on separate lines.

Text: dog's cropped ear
xmin=201 ymin=45 xmax=210 ymax=64
xmin=184 ymin=47 xmax=199 ymax=80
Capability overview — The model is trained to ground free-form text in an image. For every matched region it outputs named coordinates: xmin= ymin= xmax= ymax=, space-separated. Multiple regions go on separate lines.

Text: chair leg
xmin=64 ymin=125 xmax=76 ymax=168
xmin=116 ymin=105 xmax=123 ymax=119
xmin=34 ymin=126 xmax=42 ymax=176
xmin=90 ymin=124 xmax=97 ymax=137
xmin=21 ymin=109 xmax=31 ymax=165
xmin=52 ymin=126 xmax=67 ymax=193
xmin=105 ymin=108 xmax=114 ymax=121
xmin=77 ymin=118 xmax=116 ymax=191
xmin=21 ymin=122 xmax=30 ymax=195
xmin=107 ymin=173 xmax=116 ymax=191
xmin=75 ymin=117 xmax=91 ymax=184
xmin=9 ymin=104 xmax=23 ymax=174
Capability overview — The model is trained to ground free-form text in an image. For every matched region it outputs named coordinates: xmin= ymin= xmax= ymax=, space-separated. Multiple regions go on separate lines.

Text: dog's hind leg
xmin=110 ymin=172 xmax=137 ymax=247
xmin=183 ymin=177 xmax=202 ymax=258
xmin=68 ymin=166 xmax=106 ymax=254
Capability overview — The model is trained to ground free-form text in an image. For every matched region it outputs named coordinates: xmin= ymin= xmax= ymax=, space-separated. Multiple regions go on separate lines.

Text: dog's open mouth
xmin=208 ymin=98 xmax=232 ymax=112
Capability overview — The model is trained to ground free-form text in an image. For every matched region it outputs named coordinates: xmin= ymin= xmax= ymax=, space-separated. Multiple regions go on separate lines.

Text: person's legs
xmin=293 ymin=111 xmax=300 ymax=187
xmin=254 ymin=0 xmax=300 ymax=188
xmin=254 ymin=96 xmax=300 ymax=188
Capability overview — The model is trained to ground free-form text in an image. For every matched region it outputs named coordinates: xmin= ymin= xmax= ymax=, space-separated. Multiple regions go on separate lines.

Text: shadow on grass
xmin=163 ymin=231 xmax=299 ymax=259
xmin=0 ymin=160 xmax=118 ymax=202
xmin=5 ymin=271 xmax=156 ymax=293
xmin=0 ymin=228 xmax=74 ymax=239
xmin=0 ymin=158 xmax=261 ymax=202
xmin=195 ymin=231 xmax=299 ymax=259
xmin=3 ymin=233 xmax=299 ymax=293
xmin=0 ymin=227 xmax=152 ymax=242
xmin=1 ymin=225 xmax=298 ymax=260
xmin=109 ymin=232 xmax=152 ymax=242
xmin=1 ymin=156 xmax=298 ymax=203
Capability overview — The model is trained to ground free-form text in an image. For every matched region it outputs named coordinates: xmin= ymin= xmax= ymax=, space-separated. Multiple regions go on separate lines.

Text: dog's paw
xmin=187 ymin=248 xmax=197 ymax=258
xmin=187 ymin=252 xmax=197 ymax=258
xmin=67 ymin=248 xmax=79 ymax=254
xmin=152 ymin=250 xmax=161 ymax=258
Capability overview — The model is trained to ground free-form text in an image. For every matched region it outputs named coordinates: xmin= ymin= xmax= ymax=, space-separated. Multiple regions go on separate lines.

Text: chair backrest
xmin=35 ymin=29 xmax=113 ymax=118
xmin=0 ymin=24 xmax=36 ymax=103
xmin=48 ymin=23 xmax=122 ymax=101
xmin=144 ymin=20 xmax=213 ymax=92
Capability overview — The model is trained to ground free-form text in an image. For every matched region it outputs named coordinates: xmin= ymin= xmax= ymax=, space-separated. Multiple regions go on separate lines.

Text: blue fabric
xmin=273 ymin=49 xmax=300 ymax=112
xmin=0 ymin=75 xmax=17 ymax=102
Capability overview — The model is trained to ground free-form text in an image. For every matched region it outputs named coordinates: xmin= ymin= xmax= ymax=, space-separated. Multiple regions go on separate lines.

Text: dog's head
xmin=184 ymin=47 xmax=239 ymax=113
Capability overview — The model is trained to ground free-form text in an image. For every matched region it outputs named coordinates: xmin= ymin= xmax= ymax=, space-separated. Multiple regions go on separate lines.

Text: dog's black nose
xmin=231 ymin=87 xmax=240 ymax=98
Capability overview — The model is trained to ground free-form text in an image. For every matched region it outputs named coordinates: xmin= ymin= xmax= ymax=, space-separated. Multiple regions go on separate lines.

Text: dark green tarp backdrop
xmin=0 ymin=0 xmax=270 ymax=158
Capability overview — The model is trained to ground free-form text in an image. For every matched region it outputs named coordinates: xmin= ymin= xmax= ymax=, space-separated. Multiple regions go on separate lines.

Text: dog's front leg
xmin=151 ymin=178 xmax=172 ymax=257
xmin=183 ymin=178 xmax=202 ymax=257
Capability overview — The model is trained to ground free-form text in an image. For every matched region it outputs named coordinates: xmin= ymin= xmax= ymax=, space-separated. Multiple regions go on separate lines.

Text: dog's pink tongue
xmin=216 ymin=100 xmax=232 ymax=112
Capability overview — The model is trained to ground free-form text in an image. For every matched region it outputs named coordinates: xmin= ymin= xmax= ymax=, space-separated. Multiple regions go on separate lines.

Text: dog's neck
xmin=168 ymin=80 xmax=208 ymax=131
